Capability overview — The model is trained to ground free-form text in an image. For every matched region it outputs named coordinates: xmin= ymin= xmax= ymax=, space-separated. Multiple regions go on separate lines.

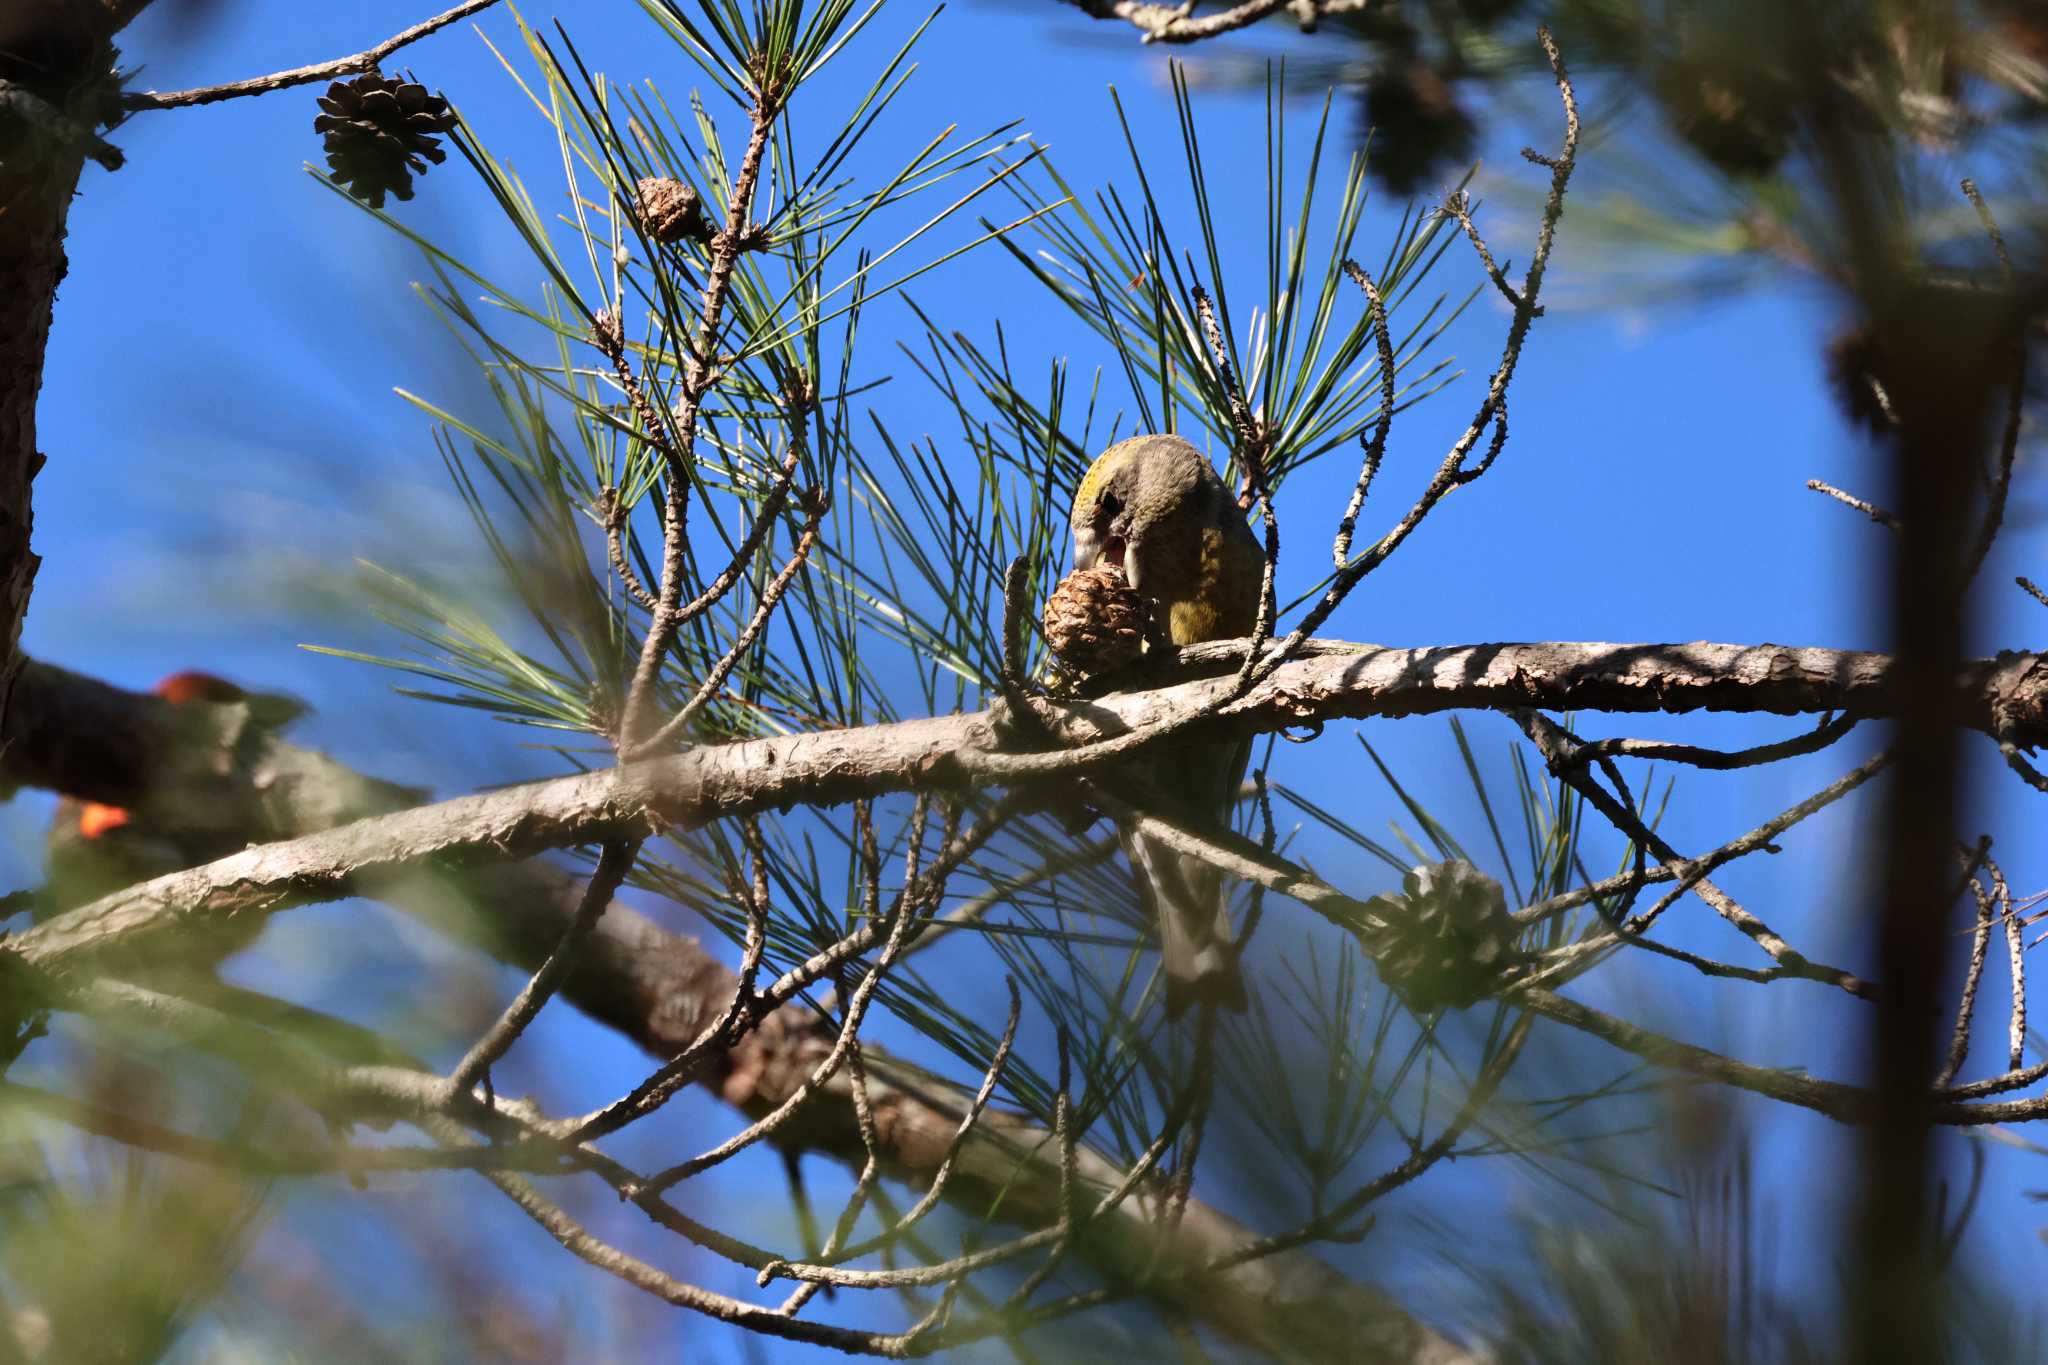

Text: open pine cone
xmin=1042 ymin=566 xmax=1147 ymax=678
xmin=1359 ymin=860 xmax=1522 ymax=1011
xmin=314 ymin=72 xmax=459 ymax=209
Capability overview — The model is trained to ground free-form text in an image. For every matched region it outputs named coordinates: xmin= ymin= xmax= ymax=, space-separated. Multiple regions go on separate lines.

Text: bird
xmin=44 ymin=671 xmax=298 ymax=916
xmin=1066 ymin=432 xmax=1265 ymax=1014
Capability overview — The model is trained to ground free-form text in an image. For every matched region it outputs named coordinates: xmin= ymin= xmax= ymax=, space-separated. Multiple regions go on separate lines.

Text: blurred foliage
xmin=1176 ymin=0 xmax=2045 ymax=322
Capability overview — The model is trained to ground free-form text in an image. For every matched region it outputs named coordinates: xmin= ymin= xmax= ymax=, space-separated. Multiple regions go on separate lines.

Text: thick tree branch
xmin=15 ymin=637 xmax=2048 ymax=973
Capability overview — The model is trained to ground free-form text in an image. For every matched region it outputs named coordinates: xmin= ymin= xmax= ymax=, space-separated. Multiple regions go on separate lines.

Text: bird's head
xmin=1069 ymin=434 xmax=1225 ymax=598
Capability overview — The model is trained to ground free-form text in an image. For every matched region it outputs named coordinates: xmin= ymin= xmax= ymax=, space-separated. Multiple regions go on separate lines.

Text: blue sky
xmin=18 ymin=0 xmax=2048 ymax=1358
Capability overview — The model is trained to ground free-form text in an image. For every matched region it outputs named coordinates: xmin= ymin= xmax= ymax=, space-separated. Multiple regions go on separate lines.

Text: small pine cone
xmin=1042 ymin=566 xmax=1147 ymax=678
xmin=1360 ymin=60 xmax=1475 ymax=197
xmin=1359 ymin=860 xmax=1521 ymax=1011
xmin=314 ymin=72 xmax=458 ymax=209
xmin=1824 ymin=323 xmax=1894 ymax=433
xmin=1651 ymin=34 xmax=1795 ymax=179
xmin=634 ymin=177 xmax=711 ymax=245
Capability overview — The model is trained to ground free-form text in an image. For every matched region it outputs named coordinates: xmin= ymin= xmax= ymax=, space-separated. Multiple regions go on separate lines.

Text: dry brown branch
xmin=634 ymin=486 xmax=827 ymax=755
xmin=121 ymin=0 xmax=508 ymax=111
xmin=1332 ymin=258 xmax=1396 ymax=568
xmin=620 ymin=107 xmax=779 ymax=749
xmin=49 ymin=958 xmax=1468 ymax=1359
xmin=448 ymin=838 xmax=641 ymax=1097
xmin=1806 ymin=477 xmax=1903 ymax=530
xmin=1940 ymin=845 xmax=1997 ymax=1090
xmin=1553 ymin=712 xmax=1859 ymax=772
xmin=1517 ymin=710 xmax=1873 ymax=997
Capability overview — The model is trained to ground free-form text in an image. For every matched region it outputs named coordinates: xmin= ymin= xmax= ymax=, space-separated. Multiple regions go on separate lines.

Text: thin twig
xmin=1806 ymin=478 xmax=1902 ymax=530
xmin=1989 ymin=855 xmax=2026 ymax=1071
xmin=619 ymin=108 xmax=778 ymax=748
xmin=1191 ymin=281 xmax=1282 ymax=698
xmin=1442 ymin=191 xmax=1530 ymax=313
xmin=1937 ymin=839 xmax=1997 ymax=1089
xmin=644 ymin=880 xmax=919 ymax=1193
xmin=1516 ymin=710 xmax=1876 ymax=997
xmin=1556 ymin=712 xmax=1858 ymax=772
xmin=449 ymin=838 xmax=640 ymax=1098
xmin=1332 ymin=259 xmax=1396 ymax=568
xmin=777 ymin=961 xmax=886 ymax=1318
xmin=1056 ymin=0 xmax=1379 ymax=43
xmin=601 ymin=488 xmax=661 ymax=612
xmin=123 ymin=0 xmax=509 ymax=111
xmin=630 ymin=486 xmax=827 ymax=755
xmin=766 ymin=979 xmax=1022 ymax=1282
xmin=999 ymin=557 xmax=1053 ymax=744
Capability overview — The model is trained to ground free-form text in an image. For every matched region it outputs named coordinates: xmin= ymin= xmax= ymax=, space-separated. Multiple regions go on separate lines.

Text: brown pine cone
xmin=1042 ymin=566 xmax=1147 ymax=678
xmin=634 ymin=177 xmax=712 ymax=246
xmin=1358 ymin=860 xmax=1523 ymax=1011
xmin=314 ymin=72 xmax=459 ymax=209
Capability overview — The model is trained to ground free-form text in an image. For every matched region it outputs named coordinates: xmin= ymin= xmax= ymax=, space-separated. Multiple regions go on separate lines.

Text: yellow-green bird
xmin=1068 ymin=433 xmax=1264 ymax=1013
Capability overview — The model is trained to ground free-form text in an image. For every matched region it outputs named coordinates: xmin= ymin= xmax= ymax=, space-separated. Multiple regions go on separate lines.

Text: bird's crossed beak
xmin=1073 ymin=530 xmax=1133 ymax=583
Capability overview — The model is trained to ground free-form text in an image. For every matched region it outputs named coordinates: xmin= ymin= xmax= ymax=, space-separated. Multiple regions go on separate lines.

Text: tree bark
xmin=0 ymin=1 xmax=150 ymax=770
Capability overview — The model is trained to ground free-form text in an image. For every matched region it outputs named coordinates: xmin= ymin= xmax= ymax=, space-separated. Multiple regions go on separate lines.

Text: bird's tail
xmin=1128 ymin=827 xmax=1247 ymax=1015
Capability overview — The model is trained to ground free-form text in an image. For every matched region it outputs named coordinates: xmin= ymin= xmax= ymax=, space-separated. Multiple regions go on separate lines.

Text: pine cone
xmin=634 ymin=176 xmax=711 ymax=246
xmin=1359 ymin=860 xmax=1521 ymax=1011
xmin=1359 ymin=60 xmax=1476 ymax=197
xmin=314 ymin=72 xmax=458 ymax=209
xmin=1824 ymin=323 xmax=1894 ymax=433
xmin=1042 ymin=566 xmax=1147 ymax=678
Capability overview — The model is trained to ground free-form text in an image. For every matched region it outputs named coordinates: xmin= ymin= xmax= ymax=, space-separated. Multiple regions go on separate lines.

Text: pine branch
xmin=15 ymin=637 xmax=2048 ymax=974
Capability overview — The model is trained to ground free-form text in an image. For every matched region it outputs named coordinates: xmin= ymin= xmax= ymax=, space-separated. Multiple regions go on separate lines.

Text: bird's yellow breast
xmin=1164 ymin=525 xmax=1261 ymax=645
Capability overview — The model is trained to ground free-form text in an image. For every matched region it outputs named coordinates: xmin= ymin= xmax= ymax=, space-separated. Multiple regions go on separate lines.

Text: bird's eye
xmin=1097 ymin=492 xmax=1121 ymax=525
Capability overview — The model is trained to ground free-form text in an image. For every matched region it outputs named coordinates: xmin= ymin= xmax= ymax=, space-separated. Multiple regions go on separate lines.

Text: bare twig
xmin=1807 ymin=478 xmax=1902 ymax=530
xmin=630 ymin=486 xmax=827 ymax=755
xmin=1555 ymin=712 xmax=1859 ymax=772
xmin=1332 ymin=259 xmax=1397 ymax=568
xmin=672 ymin=448 xmax=805 ymax=625
xmin=449 ymin=838 xmax=640 ymax=1099
xmin=999 ymin=557 xmax=1053 ymax=744
xmin=619 ymin=108 xmax=779 ymax=748
xmin=1988 ymin=855 xmax=2026 ymax=1071
xmin=1442 ymin=191 xmax=1531 ymax=313
xmin=122 ymin=0 xmax=509 ymax=111
xmin=1516 ymin=710 xmax=1875 ymax=997
xmin=600 ymin=487 xmax=661 ymax=612
xmin=764 ymin=979 xmax=1022 ymax=1288
xmin=1938 ymin=839 xmax=1997 ymax=1089
xmin=1056 ymin=0 xmax=1380 ymax=44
